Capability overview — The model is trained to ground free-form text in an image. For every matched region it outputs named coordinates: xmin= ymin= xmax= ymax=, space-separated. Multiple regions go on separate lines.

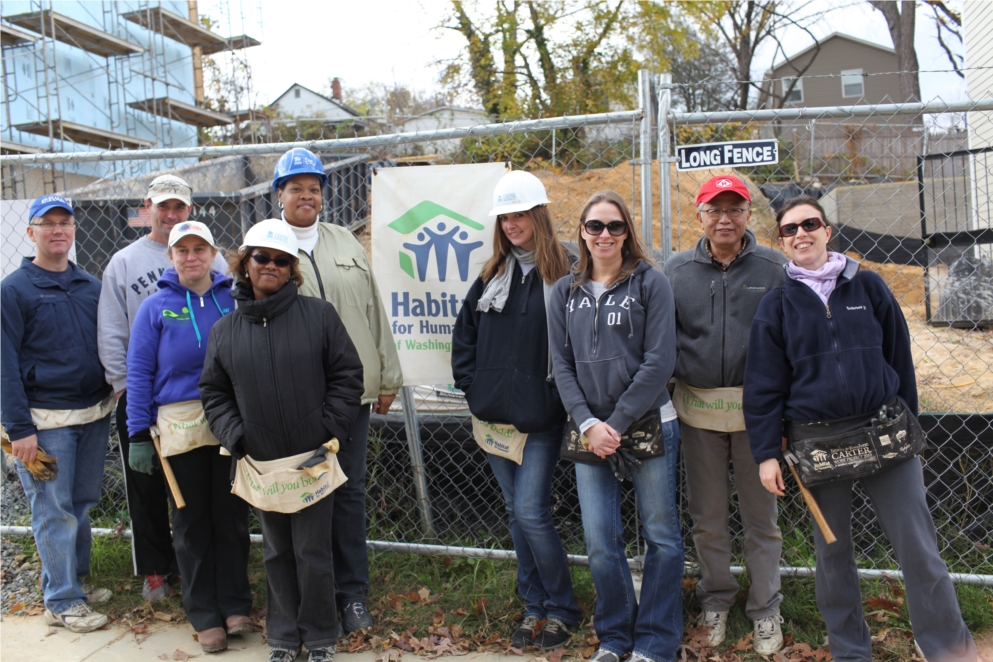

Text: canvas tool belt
xmin=156 ymin=400 xmax=220 ymax=457
xmin=471 ymin=417 xmax=527 ymax=465
xmin=231 ymin=439 xmax=347 ymax=514
xmin=670 ymin=381 xmax=746 ymax=432
xmin=31 ymin=393 xmax=114 ymax=431
xmin=561 ymin=407 xmax=664 ymax=481
xmin=786 ymin=396 xmax=925 ymax=487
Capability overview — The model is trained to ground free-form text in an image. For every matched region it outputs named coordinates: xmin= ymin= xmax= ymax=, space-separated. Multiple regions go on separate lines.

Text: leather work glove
xmin=128 ymin=430 xmax=157 ymax=475
xmin=607 ymin=448 xmax=644 ymax=482
xmin=1 ymin=426 xmax=58 ymax=481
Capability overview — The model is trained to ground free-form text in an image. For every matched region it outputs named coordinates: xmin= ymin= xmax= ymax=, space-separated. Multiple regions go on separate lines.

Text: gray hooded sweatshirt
xmin=548 ymin=261 xmax=676 ymax=438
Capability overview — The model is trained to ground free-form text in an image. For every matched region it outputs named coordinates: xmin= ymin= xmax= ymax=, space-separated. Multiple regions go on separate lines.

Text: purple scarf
xmin=787 ymin=252 xmax=847 ymax=304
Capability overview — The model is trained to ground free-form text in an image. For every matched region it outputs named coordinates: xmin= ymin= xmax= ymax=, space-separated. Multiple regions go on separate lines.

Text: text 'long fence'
xmin=2 ymin=84 xmax=991 ymax=586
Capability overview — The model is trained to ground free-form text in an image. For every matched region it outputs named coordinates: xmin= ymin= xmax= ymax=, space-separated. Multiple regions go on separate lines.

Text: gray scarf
xmin=477 ymin=246 xmax=537 ymax=312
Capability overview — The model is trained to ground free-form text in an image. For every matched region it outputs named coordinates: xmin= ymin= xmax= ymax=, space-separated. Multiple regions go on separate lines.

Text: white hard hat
xmin=241 ymin=219 xmax=299 ymax=256
xmin=488 ymin=170 xmax=549 ymax=216
xmin=168 ymin=221 xmax=216 ymax=247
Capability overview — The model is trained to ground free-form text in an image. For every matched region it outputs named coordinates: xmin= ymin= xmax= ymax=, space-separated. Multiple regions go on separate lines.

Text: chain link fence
xmin=2 ymin=79 xmax=991 ymax=585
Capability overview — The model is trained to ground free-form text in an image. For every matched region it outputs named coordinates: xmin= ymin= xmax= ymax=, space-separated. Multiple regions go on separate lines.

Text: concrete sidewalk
xmin=0 ymin=614 xmax=524 ymax=662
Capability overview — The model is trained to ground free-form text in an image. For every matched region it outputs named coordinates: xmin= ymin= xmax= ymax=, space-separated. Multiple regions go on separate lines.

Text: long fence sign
xmin=372 ymin=162 xmax=507 ymax=385
xmin=676 ymin=139 xmax=779 ymax=171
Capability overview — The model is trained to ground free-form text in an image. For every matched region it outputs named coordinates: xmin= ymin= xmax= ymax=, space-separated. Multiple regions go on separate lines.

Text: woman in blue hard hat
xmin=200 ymin=218 xmax=364 ymax=662
xmin=451 ymin=171 xmax=580 ymax=649
xmin=270 ymin=148 xmax=402 ymax=634
xmin=125 ymin=221 xmax=250 ymax=654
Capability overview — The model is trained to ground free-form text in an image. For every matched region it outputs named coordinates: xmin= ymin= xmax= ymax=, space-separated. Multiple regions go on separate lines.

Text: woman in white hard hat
xmin=452 ymin=171 xmax=580 ymax=649
xmin=125 ymin=221 xmax=250 ymax=654
xmin=199 ymin=219 xmax=364 ymax=662
xmin=547 ymin=191 xmax=682 ymax=662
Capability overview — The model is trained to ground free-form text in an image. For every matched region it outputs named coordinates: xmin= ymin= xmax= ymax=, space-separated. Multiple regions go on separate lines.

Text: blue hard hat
xmin=272 ymin=148 xmax=328 ymax=192
xmin=29 ymin=195 xmax=74 ymax=219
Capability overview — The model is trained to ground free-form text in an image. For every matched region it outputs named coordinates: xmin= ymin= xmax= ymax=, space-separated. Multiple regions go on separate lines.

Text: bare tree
xmin=926 ymin=0 xmax=964 ymax=79
xmin=868 ymin=0 xmax=922 ymax=102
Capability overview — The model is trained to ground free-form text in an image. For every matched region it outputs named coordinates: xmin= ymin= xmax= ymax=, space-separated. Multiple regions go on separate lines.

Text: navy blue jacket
xmin=452 ymin=263 xmax=566 ymax=433
xmin=743 ymin=258 xmax=917 ymax=464
xmin=1 ymin=258 xmax=112 ymax=440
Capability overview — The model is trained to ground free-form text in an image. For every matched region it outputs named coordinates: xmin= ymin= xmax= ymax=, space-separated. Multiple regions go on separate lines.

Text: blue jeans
xmin=16 ymin=415 xmax=111 ymax=613
xmin=487 ymin=424 xmax=581 ymax=626
xmin=576 ymin=419 xmax=683 ymax=662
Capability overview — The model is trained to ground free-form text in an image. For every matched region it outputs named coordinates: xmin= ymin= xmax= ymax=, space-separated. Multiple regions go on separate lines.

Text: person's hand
xmin=11 ymin=434 xmax=38 ymax=465
xmin=128 ymin=437 xmax=157 ymax=475
xmin=586 ymin=422 xmax=621 ymax=459
xmin=759 ymin=458 xmax=786 ymax=496
xmin=115 ymin=389 xmax=125 ymax=404
xmin=373 ymin=394 xmax=396 ymax=414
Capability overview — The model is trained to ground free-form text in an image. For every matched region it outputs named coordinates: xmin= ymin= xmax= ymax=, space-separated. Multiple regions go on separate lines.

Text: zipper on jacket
xmin=266 ymin=321 xmax=290 ymax=454
xmin=825 ymin=304 xmax=832 ymax=319
xmin=721 ymin=273 xmax=728 ymax=385
xmin=306 ymin=252 xmax=328 ymax=301
xmin=823 ymin=297 xmax=855 ymax=415
xmin=200 ymin=296 xmax=205 ymax=307
xmin=710 ymin=279 xmax=716 ymax=325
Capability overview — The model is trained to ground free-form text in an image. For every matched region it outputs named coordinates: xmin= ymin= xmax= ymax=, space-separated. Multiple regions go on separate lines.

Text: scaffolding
xmin=1 ymin=0 xmax=262 ymax=195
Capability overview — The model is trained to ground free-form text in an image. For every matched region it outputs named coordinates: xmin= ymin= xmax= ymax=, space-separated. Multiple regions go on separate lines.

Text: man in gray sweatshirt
xmin=662 ymin=176 xmax=786 ymax=655
xmin=97 ymin=175 xmax=227 ymax=603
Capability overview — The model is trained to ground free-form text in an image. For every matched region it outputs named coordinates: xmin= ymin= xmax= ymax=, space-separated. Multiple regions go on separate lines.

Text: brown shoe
xmin=198 ymin=626 xmax=228 ymax=653
xmin=226 ymin=614 xmax=253 ymax=636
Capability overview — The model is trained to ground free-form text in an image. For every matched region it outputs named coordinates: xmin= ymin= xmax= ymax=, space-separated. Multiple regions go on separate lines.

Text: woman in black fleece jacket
xmin=743 ymin=196 xmax=976 ymax=662
xmin=199 ymin=220 xmax=363 ymax=662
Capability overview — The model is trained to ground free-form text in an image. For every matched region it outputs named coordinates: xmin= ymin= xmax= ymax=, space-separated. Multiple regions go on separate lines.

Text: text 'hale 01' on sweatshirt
xmin=98 ymin=235 xmax=228 ymax=393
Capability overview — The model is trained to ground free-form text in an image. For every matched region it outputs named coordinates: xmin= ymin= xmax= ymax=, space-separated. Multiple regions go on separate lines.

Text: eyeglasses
xmin=779 ymin=217 xmax=827 ymax=237
xmin=250 ymin=253 xmax=293 ymax=268
xmin=701 ymin=208 xmax=749 ymax=221
xmin=30 ymin=221 xmax=76 ymax=230
xmin=583 ymin=220 xmax=627 ymax=236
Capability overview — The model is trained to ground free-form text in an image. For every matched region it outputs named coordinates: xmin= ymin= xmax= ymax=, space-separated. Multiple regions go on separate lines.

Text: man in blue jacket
xmin=1 ymin=195 xmax=114 ymax=633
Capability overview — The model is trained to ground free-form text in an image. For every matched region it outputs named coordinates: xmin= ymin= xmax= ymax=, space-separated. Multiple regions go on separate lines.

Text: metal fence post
xmin=638 ymin=70 xmax=654 ymax=250
xmin=657 ymin=73 xmax=673 ymax=264
xmin=399 ymin=386 xmax=436 ymax=539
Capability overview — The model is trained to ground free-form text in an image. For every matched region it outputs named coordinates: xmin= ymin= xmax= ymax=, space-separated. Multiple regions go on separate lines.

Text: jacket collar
xmin=20 ymin=257 xmax=87 ymax=288
xmin=692 ymin=229 xmax=758 ymax=267
xmin=232 ymin=280 xmax=298 ymax=323
xmin=782 ymin=254 xmax=860 ymax=282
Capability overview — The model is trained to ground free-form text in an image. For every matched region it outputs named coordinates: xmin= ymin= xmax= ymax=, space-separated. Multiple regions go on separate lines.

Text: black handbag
xmin=786 ymin=396 xmax=926 ymax=487
xmin=561 ymin=407 xmax=664 ymax=481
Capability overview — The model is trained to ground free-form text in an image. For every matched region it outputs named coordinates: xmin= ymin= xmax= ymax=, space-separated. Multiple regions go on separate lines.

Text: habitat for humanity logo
xmin=388 ymin=201 xmax=485 ymax=282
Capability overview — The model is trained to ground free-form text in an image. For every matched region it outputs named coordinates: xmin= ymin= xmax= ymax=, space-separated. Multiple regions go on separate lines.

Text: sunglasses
xmin=251 ymin=253 xmax=293 ymax=268
xmin=583 ymin=220 xmax=628 ymax=236
xmin=779 ymin=217 xmax=826 ymax=238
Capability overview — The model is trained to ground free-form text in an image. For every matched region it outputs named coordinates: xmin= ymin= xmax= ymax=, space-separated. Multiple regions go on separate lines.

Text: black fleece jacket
xmin=451 ymin=262 xmax=566 ymax=433
xmin=743 ymin=258 xmax=918 ymax=464
xmin=199 ymin=281 xmax=364 ymax=462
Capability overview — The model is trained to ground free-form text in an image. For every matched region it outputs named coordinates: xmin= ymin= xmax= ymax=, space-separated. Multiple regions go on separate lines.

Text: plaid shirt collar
xmin=705 ymin=236 xmax=748 ymax=271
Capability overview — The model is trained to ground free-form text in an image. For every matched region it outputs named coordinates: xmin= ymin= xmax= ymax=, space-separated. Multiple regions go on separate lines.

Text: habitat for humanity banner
xmin=372 ymin=162 xmax=508 ymax=385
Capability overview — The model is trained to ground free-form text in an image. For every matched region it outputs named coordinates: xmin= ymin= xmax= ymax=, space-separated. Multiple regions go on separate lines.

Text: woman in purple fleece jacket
xmin=126 ymin=222 xmax=252 ymax=655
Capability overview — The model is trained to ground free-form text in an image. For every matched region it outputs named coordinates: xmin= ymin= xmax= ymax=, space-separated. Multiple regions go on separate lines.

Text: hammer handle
xmin=152 ymin=435 xmax=186 ymax=509
xmin=788 ymin=463 xmax=836 ymax=544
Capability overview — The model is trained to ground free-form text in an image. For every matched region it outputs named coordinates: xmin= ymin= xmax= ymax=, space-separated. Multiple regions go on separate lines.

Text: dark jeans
xmin=168 ymin=446 xmax=252 ymax=631
xmin=332 ymin=404 xmax=371 ymax=608
xmin=116 ymin=392 xmax=176 ymax=576
xmin=258 ymin=493 xmax=338 ymax=651
xmin=486 ymin=424 xmax=581 ymax=626
xmin=809 ymin=457 xmax=976 ymax=662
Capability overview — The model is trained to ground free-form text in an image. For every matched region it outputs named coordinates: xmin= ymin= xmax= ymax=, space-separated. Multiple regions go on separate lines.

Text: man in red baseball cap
xmin=662 ymin=174 xmax=788 ymax=654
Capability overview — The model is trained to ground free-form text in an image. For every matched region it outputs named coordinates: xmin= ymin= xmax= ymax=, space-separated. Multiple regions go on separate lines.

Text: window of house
xmin=782 ymin=77 xmax=803 ymax=103
xmin=841 ymin=69 xmax=864 ymax=98
xmin=294 ymin=88 xmax=301 ymax=99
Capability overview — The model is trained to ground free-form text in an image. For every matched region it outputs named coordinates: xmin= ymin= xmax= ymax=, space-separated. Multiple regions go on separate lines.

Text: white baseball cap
xmin=168 ymin=221 xmax=216 ymax=247
xmin=488 ymin=170 xmax=550 ymax=216
xmin=147 ymin=174 xmax=193 ymax=206
xmin=241 ymin=219 xmax=299 ymax=256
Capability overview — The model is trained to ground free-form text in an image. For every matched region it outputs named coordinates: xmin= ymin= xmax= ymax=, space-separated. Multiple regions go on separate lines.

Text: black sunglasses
xmin=251 ymin=253 xmax=293 ymax=268
xmin=583 ymin=220 xmax=628 ymax=236
xmin=779 ymin=217 xmax=826 ymax=238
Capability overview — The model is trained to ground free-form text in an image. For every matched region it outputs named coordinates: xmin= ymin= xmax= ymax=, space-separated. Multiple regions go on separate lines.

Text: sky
xmin=200 ymin=0 xmax=969 ymax=111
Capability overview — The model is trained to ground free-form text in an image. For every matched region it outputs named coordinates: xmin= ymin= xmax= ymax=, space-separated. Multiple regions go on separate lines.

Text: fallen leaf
xmin=475 ymin=598 xmax=488 ymax=615
xmin=418 ymin=587 xmax=431 ymax=601
xmin=136 ymin=634 xmax=150 ymax=644
xmin=548 ymin=647 xmax=566 ymax=662
xmin=25 ymin=605 xmax=44 ymax=616
xmin=864 ymin=595 xmax=903 ymax=615
xmin=172 ymin=650 xmax=200 ymax=661
xmin=45 ymin=629 xmax=57 ymax=637
xmin=154 ymin=612 xmax=173 ymax=622
xmin=9 ymin=603 xmax=24 ymax=613
xmin=375 ymin=647 xmax=404 ymax=662
xmin=433 ymin=609 xmax=445 ymax=626
xmin=131 ymin=623 xmax=149 ymax=634
xmin=453 ymin=608 xmax=467 ymax=617
xmin=158 ymin=656 xmax=169 ymax=661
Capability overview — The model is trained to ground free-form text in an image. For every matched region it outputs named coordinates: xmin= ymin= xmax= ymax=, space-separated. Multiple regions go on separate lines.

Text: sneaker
xmin=308 ymin=648 xmax=335 ymax=662
xmin=701 ymin=610 xmax=728 ymax=647
xmin=142 ymin=574 xmax=173 ymax=604
xmin=80 ymin=583 xmax=113 ymax=604
xmin=534 ymin=619 xmax=572 ymax=649
xmin=268 ymin=648 xmax=299 ymax=662
xmin=510 ymin=615 xmax=541 ymax=648
xmin=341 ymin=601 xmax=373 ymax=633
xmin=588 ymin=650 xmax=620 ymax=662
xmin=628 ymin=654 xmax=658 ymax=662
xmin=753 ymin=613 xmax=785 ymax=656
xmin=44 ymin=604 xmax=109 ymax=633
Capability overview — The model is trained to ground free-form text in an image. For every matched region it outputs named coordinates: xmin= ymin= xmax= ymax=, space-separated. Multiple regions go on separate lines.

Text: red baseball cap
xmin=695 ymin=175 xmax=751 ymax=205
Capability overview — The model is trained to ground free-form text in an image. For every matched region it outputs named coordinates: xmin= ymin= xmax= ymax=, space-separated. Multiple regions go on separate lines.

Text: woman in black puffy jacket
xmin=451 ymin=171 xmax=580 ymax=650
xmin=199 ymin=219 xmax=363 ymax=662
